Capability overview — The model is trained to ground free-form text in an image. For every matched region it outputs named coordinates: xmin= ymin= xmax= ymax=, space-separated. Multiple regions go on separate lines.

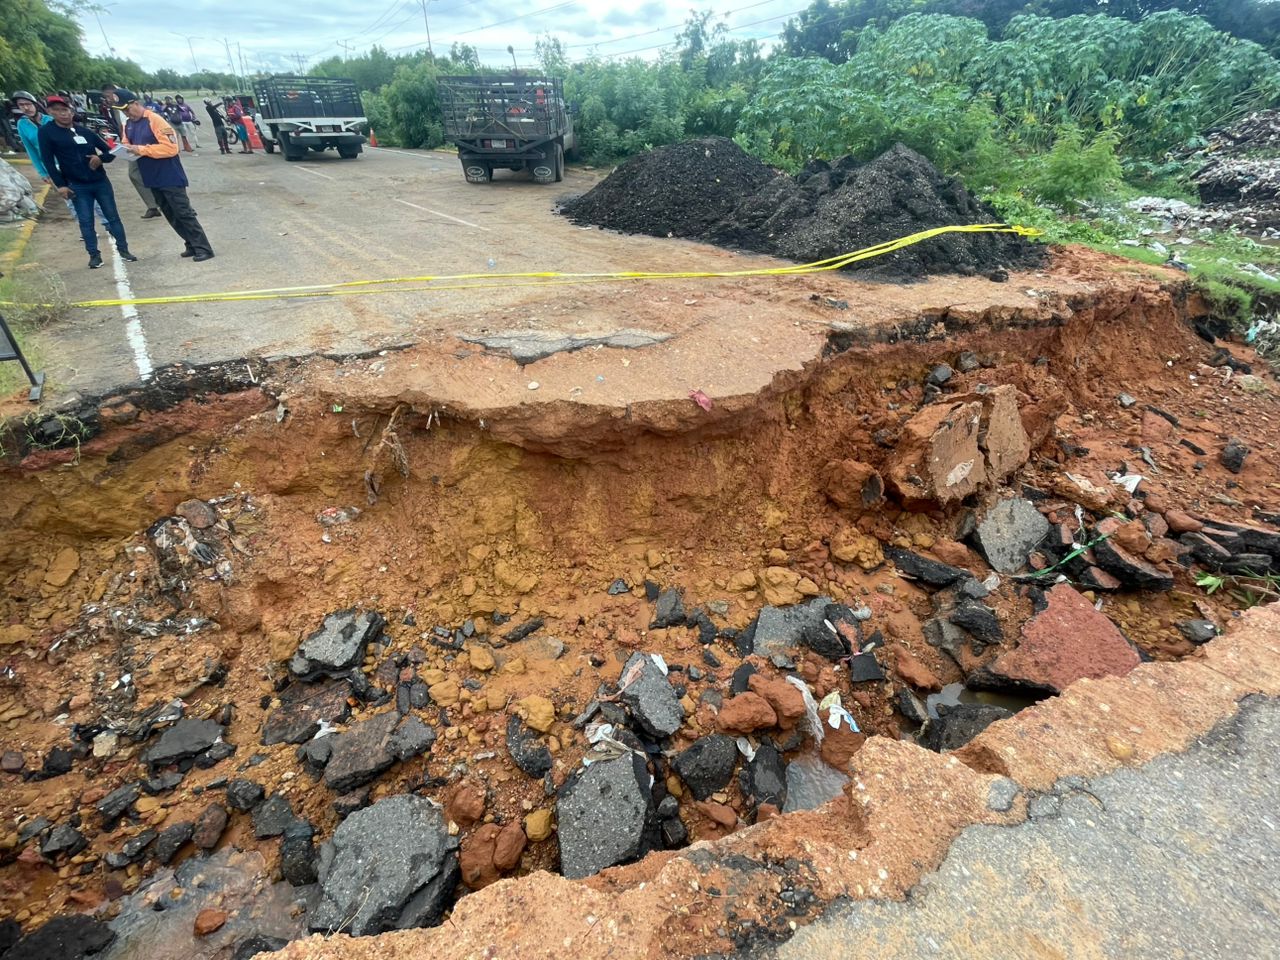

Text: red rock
xmin=493 ymin=821 xmax=527 ymax=872
xmin=1144 ymin=512 xmax=1169 ymax=540
xmin=747 ymin=675 xmax=806 ymax=729
xmin=1113 ymin=520 xmax=1152 ymax=554
xmin=446 ymin=780 xmax=486 ymax=828
xmin=928 ymin=539 xmax=974 ymax=567
xmin=890 ymin=643 xmax=942 ymax=692
xmin=194 ymin=908 xmax=228 ymax=936
xmin=716 ymin=693 xmax=777 ymax=734
xmin=975 ymin=384 xmax=1030 ymax=480
xmin=756 ymin=803 xmax=780 ymax=822
xmin=886 ymin=401 xmax=986 ymax=506
xmin=697 ymin=801 xmax=738 ymax=829
xmin=460 ymin=823 xmax=502 ymax=889
xmin=821 ymin=460 xmax=884 ymax=510
xmin=982 ymin=583 xmax=1140 ymax=693
xmin=1164 ymin=510 xmax=1203 ymax=534
xmin=192 ymin=804 xmax=228 ymax=850
xmin=819 ymin=723 xmax=867 ymax=770
xmin=1140 ymin=410 xmax=1175 ymax=443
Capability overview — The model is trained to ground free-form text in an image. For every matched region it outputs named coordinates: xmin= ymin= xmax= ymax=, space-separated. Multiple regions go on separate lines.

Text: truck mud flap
xmin=463 ymin=161 xmax=492 ymax=184
xmin=531 ymin=161 xmax=555 ymax=184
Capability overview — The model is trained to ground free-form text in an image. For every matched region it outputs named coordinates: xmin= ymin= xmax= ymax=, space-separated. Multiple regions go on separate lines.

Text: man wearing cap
xmin=100 ymin=83 xmax=161 ymax=219
xmin=121 ymin=96 xmax=214 ymax=262
xmin=36 ymin=96 xmax=137 ymax=269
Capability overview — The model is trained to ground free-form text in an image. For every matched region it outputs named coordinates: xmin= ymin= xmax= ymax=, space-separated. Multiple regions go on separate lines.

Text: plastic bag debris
xmin=818 ymin=691 xmax=860 ymax=733
xmin=1111 ymin=473 xmax=1143 ymax=495
xmin=784 ymin=675 xmax=824 ymax=745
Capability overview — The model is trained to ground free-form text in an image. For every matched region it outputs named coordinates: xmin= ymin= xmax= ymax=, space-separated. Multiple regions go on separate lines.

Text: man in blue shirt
xmin=37 ymin=96 xmax=137 ymax=269
xmin=122 ymin=96 xmax=213 ymax=261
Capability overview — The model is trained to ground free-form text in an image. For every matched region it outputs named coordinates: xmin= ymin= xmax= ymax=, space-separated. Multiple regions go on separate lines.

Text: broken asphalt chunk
xmin=884 ymin=547 xmax=970 ymax=587
xmin=288 ymin=610 xmax=385 ymax=681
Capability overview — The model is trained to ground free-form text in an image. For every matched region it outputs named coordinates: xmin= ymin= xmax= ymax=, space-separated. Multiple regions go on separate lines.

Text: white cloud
xmin=80 ymin=0 xmax=799 ymax=78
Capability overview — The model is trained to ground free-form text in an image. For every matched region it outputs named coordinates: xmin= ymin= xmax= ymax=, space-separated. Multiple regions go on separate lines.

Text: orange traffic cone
xmin=368 ymin=128 xmax=379 ymax=148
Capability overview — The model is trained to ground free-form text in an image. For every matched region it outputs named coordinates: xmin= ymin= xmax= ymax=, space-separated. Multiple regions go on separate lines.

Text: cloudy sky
xmin=78 ymin=0 xmax=806 ymax=76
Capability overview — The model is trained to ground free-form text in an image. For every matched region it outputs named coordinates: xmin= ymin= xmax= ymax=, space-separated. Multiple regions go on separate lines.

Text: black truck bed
xmin=254 ymin=76 xmax=362 ymax=119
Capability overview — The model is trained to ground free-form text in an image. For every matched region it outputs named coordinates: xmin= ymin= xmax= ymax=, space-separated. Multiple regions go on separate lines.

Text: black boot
xmin=88 ymin=252 xmax=103 ymax=269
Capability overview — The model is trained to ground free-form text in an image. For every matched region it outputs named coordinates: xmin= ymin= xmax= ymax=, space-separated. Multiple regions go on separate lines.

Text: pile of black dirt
xmin=563 ymin=140 xmax=1043 ymax=280
xmin=707 ymin=144 xmax=1042 ymax=279
xmin=561 ymin=137 xmax=779 ymax=239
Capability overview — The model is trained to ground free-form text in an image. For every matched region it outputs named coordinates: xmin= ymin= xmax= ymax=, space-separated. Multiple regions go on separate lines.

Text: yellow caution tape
xmin=5 ymin=224 xmax=1041 ymax=310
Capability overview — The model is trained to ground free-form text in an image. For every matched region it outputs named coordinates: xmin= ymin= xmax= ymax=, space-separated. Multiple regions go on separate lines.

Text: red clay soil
xmin=0 ymin=245 xmax=1277 ymax=955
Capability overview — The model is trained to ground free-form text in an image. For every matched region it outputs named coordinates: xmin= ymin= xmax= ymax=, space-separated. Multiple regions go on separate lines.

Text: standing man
xmin=175 ymin=96 xmax=200 ymax=150
xmin=226 ymin=99 xmax=253 ymax=154
xmin=100 ymin=83 xmax=162 ymax=220
xmin=122 ymin=96 xmax=214 ymax=262
xmin=203 ymin=97 xmax=230 ymax=154
xmin=37 ymin=96 xmax=137 ymax=269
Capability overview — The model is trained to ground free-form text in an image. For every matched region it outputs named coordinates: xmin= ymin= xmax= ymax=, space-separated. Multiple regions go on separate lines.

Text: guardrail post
xmin=0 ymin=313 xmax=45 ymax=402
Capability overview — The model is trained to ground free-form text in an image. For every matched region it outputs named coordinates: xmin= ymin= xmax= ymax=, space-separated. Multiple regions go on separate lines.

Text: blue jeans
xmin=69 ymin=178 xmax=128 ymax=257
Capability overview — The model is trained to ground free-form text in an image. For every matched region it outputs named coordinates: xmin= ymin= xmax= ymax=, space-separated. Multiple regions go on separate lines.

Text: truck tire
xmin=264 ymin=135 xmax=275 ymax=154
xmin=338 ymin=143 xmax=361 ymax=159
xmin=462 ymin=160 xmax=492 ymax=184
xmin=554 ymin=142 xmax=564 ymax=182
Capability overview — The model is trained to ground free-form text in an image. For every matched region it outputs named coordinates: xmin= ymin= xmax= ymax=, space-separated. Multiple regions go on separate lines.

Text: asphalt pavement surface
xmin=764 ymin=695 xmax=1280 ymax=960
xmin=16 ymin=143 xmax=757 ymax=400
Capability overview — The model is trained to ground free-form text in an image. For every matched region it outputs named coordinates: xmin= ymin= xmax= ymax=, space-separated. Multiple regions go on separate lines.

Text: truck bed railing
xmin=439 ymin=76 xmax=567 ymax=141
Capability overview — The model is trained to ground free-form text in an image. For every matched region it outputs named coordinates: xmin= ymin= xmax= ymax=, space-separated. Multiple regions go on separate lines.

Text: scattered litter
xmin=689 ymin=389 xmax=713 ymax=411
xmin=316 ymin=507 xmax=360 ymax=527
xmin=735 ymin=736 xmax=757 ymax=761
xmin=1111 ymin=473 xmax=1144 ymax=495
xmin=785 ymin=675 xmax=824 ymax=745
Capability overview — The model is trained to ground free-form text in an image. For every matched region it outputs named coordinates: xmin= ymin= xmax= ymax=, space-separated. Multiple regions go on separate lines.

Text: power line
xmin=453 ymin=0 xmax=580 ymax=37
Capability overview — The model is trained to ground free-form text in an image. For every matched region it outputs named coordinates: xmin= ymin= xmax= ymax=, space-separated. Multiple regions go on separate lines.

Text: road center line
xmin=394 ymin=198 xmax=489 ymax=231
xmin=110 ymin=242 xmax=153 ymax=381
xmin=295 ymin=165 xmax=335 ymax=180
xmin=374 ymin=148 xmax=449 ymax=164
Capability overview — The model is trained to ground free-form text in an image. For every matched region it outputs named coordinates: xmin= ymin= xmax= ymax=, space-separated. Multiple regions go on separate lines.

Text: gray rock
xmin=618 ymin=653 xmax=683 ymax=739
xmin=96 ymin=783 xmax=139 ymax=825
xmin=323 ymin=711 xmax=400 ymax=793
xmin=986 ymin=778 xmax=1020 ymax=812
xmin=143 ymin=772 xmax=184 ymax=795
xmin=922 ymin=616 xmax=968 ymax=665
xmin=505 ymin=716 xmax=552 ymax=779
xmin=151 ymin=821 xmax=193 ymax=865
xmin=252 ymin=793 xmax=296 ymax=839
xmin=18 ymin=816 xmax=51 ymax=844
xmin=957 ymin=351 xmax=980 ymax=373
xmin=41 ymin=824 xmax=87 ymax=859
xmin=120 ymin=828 xmax=157 ymax=862
xmin=848 ymin=652 xmax=886 ymax=682
xmin=650 ymin=588 xmax=686 ymax=628
xmin=926 ymin=363 xmax=953 ymax=387
xmin=301 ymin=737 xmax=332 ymax=771
xmin=289 ymin=610 xmax=385 ymax=680
xmin=1221 ymin=438 xmax=1249 ymax=474
xmin=672 ymin=734 xmax=738 ymax=801
xmin=195 ymin=740 xmax=236 ymax=768
xmin=974 ymin=499 xmax=1050 ymax=574
xmin=332 ymin=788 xmax=371 ymax=820
xmin=226 ymin=779 xmax=265 ymax=811
xmin=783 ymin=755 xmax=849 ymax=813
xmin=920 ymin=702 xmax=1012 ymax=752
xmin=1176 ymin=619 xmax=1218 ymax=645
xmin=557 ymin=752 xmax=654 ymax=880
xmin=749 ymin=597 xmax=832 ymax=662
xmin=280 ymin=821 xmax=317 ymax=886
xmin=948 ymin=601 xmax=1003 ymax=648
xmin=262 ymin=680 xmax=352 ymax=745
xmin=233 ymin=936 xmax=290 ymax=960
xmin=884 ymin=547 xmax=971 ymax=587
xmin=3 ymin=914 xmax=114 ymax=960
xmin=744 ymin=741 xmax=787 ymax=810
xmin=143 ymin=718 xmax=225 ymax=768
xmin=311 ymin=794 xmax=458 ymax=936
xmin=387 ymin=716 xmax=436 ymax=761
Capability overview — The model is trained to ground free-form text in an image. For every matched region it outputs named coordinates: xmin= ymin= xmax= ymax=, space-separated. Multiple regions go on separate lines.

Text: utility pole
xmin=93 ymin=10 xmax=114 ymax=56
xmin=236 ymin=41 xmax=249 ymax=82
xmin=337 ymin=40 xmax=354 ymax=61
xmin=419 ymin=0 xmax=434 ymax=58
xmin=223 ymin=37 xmax=239 ymax=89
xmin=186 ymin=37 xmax=199 ymax=72
xmin=290 ymin=52 xmax=307 ymax=72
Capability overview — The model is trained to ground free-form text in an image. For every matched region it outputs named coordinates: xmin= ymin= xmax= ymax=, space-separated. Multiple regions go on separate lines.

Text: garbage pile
xmin=563 ymin=138 xmax=1042 ymax=280
xmin=1191 ymin=109 xmax=1280 ymax=231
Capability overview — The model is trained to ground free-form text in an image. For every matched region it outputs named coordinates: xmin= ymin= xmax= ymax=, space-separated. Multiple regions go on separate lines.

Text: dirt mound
xmin=564 ymin=141 xmax=1041 ymax=279
xmin=561 ymin=137 xmax=778 ymax=239
xmin=709 ymin=144 xmax=1041 ymax=279
xmin=1191 ymin=111 xmax=1280 ymax=230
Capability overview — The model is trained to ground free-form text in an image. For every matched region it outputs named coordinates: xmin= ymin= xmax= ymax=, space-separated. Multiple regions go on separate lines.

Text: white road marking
xmin=374 ymin=148 xmax=449 ymax=164
xmin=394 ymin=198 xmax=489 ymax=231
xmin=296 ymin=165 xmax=334 ymax=180
xmin=110 ymin=242 xmax=153 ymax=381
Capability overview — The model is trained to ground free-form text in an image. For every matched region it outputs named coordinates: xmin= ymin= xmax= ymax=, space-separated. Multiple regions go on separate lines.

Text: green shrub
xmin=1026 ymin=127 xmax=1123 ymax=210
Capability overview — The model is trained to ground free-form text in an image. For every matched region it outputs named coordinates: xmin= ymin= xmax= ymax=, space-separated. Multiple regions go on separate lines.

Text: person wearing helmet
xmin=37 ymin=96 xmax=137 ymax=269
xmin=12 ymin=91 xmax=53 ymax=183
